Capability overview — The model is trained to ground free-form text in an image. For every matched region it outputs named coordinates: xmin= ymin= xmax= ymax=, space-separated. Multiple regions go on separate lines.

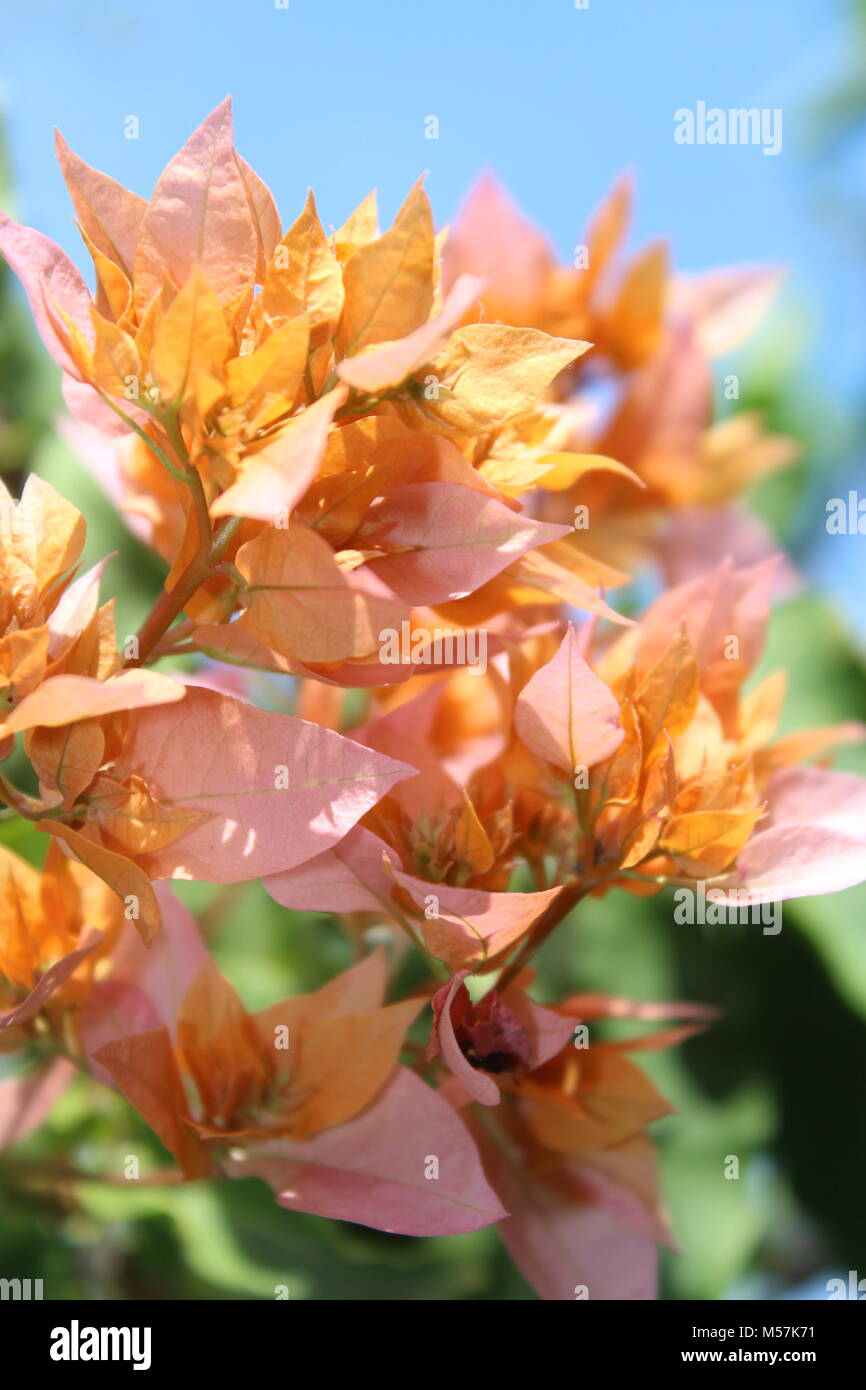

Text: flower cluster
xmin=1 ymin=100 xmax=863 ymax=1300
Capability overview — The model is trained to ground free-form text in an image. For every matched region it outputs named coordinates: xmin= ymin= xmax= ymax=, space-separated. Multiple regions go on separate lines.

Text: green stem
xmin=96 ymin=391 xmax=187 ymax=481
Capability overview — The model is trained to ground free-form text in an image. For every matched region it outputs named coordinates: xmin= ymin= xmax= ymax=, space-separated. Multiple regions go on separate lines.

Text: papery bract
xmin=224 ymin=1067 xmax=508 ymax=1236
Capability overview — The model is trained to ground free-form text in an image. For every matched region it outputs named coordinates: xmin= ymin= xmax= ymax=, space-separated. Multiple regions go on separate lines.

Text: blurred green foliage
xmin=0 ymin=127 xmax=56 ymax=484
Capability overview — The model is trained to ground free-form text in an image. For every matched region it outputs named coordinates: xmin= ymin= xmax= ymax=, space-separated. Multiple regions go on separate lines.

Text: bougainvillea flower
xmin=0 ymin=669 xmax=185 ymax=740
xmin=94 ymin=949 xmax=507 ymax=1234
xmin=265 ymin=670 xmax=571 ymax=971
xmin=403 ymin=975 xmax=713 ymax=1299
xmin=21 ymin=685 xmax=417 ymax=940
xmin=266 ymin=820 xmax=565 ymax=973
xmin=223 ymin=1067 xmax=508 ymax=1236
xmin=0 ymin=840 xmax=125 ymax=1045
xmin=2 ymin=879 xmax=204 ymax=1136
xmin=0 ymin=476 xmax=122 ymax=717
xmin=590 ymin=321 xmax=795 ymax=509
xmin=443 ymin=170 xmax=667 ymax=369
xmin=265 ymin=637 xmax=605 ymax=969
xmin=94 ymin=948 xmax=413 ymax=1140
xmin=513 ymin=620 xmax=625 ymax=771
xmin=76 ymin=882 xmax=206 ymax=1083
xmin=427 ymin=968 xmax=576 ymax=1106
xmin=461 ymin=991 xmax=714 ymax=1299
xmin=443 ymin=175 xmax=795 ymax=579
xmin=544 ymin=330 xmax=796 ymax=577
xmin=0 ymin=102 xmax=636 ymax=686
xmin=0 ymin=867 xmax=201 ymax=1149
xmin=542 ymin=560 xmax=866 ymax=901
xmin=272 ymin=558 xmax=866 ymax=978
xmin=715 ymin=766 xmax=866 ymax=903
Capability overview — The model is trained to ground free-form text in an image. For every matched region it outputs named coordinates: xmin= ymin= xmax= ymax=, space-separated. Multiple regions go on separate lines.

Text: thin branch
xmin=0 ymin=772 xmax=45 ymax=820
xmin=496 ymin=877 xmax=585 ymax=993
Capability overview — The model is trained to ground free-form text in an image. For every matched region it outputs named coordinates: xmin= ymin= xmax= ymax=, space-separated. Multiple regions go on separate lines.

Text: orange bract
xmin=95 ymin=949 xmax=423 ymax=1168
xmin=0 ymin=841 xmax=124 ymax=1045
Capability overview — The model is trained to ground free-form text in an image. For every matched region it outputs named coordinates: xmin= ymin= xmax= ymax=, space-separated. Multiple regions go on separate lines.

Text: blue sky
xmin=1 ymin=0 xmax=863 ymax=620
xmin=0 ymin=0 xmax=849 ymax=273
